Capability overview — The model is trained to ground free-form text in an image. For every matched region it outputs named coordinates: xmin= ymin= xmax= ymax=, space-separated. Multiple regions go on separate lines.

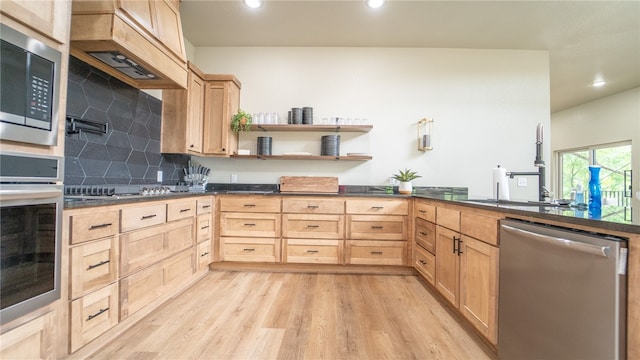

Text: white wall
xmin=191 ymin=47 xmax=550 ymax=200
xmin=551 ymin=87 xmax=640 ymax=222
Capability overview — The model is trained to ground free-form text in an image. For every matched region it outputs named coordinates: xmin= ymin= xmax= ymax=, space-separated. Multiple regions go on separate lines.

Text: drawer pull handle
xmin=87 ymin=307 xmax=109 ymax=321
xmin=180 ymin=208 xmax=191 ymax=213
xmin=371 ymin=226 xmax=384 ymax=229
xmin=244 ymin=223 xmax=256 ymax=226
xmin=201 ymin=225 xmax=210 ymax=230
xmin=89 ymin=223 xmax=112 ymax=230
xmin=141 ymin=214 xmax=157 ymax=220
xmin=202 ymin=205 xmax=211 ymax=209
xmin=201 ymin=252 xmax=209 ymax=257
xmin=419 ymin=259 xmax=427 ymax=265
xmin=371 ymin=206 xmax=384 ymax=209
xmin=307 ymin=225 xmax=320 ymax=228
xmin=419 ymin=231 xmax=428 ymax=236
xmin=87 ymin=260 xmax=110 ymax=270
xmin=306 ymin=250 xmax=319 ymax=253
xmin=244 ymin=204 xmax=256 ymax=207
xmin=371 ymin=251 xmax=384 ymax=255
xmin=243 ymin=248 xmax=255 ymax=252
xmin=307 ymin=205 xmax=319 ymax=209
xmin=418 ymin=209 xmax=427 ymax=213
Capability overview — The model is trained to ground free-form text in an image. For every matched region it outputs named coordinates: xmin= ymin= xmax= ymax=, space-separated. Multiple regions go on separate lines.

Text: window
xmin=558 ymin=143 xmax=632 ymax=223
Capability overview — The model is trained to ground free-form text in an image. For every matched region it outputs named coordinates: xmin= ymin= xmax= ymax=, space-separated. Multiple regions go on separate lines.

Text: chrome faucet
xmin=506 ymin=123 xmax=548 ymax=202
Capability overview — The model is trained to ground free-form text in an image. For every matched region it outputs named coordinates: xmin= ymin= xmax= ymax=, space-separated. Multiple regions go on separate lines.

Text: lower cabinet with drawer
xmin=283 ymin=239 xmax=342 ymax=264
xmin=222 ymin=237 xmax=281 ymax=262
xmin=345 ymin=198 xmax=409 ymax=266
xmin=63 ymin=197 xmax=204 ymax=356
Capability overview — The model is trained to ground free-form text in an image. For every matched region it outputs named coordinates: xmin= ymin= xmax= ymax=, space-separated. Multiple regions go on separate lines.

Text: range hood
xmin=70 ymin=1 xmax=188 ymax=89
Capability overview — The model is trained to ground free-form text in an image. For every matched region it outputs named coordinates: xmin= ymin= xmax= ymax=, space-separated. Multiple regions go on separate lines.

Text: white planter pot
xmin=398 ymin=181 xmax=413 ymax=195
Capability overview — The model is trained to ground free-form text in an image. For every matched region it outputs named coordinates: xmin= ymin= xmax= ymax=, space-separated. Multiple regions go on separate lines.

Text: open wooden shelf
xmin=230 ymin=154 xmax=372 ymax=161
xmin=248 ymin=124 xmax=372 ymax=133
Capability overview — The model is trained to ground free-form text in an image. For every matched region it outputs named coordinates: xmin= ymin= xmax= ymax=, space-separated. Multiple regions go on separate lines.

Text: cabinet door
xmin=219 ymin=196 xmax=281 ymax=213
xmin=118 ymin=0 xmax=155 ymax=32
xmin=120 ymin=203 xmax=167 ymax=232
xmin=283 ymin=239 xmax=341 ymax=264
xmin=347 ymin=215 xmax=407 ymax=240
xmin=221 ymin=237 xmax=280 ymax=263
xmin=282 ymin=214 xmax=344 ymax=239
xmin=346 ymin=198 xmax=408 ymax=215
xmin=219 ymin=213 xmax=280 ymax=238
xmin=70 ymin=209 xmax=120 ymax=244
xmin=152 ymin=0 xmax=185 ymax=59
xmin=459 ymin=235 xmax=499 ymax=345
xmin=435 ymin=225 xmax=460 ymax=307
xmin=346 ymin=240 xmax=406 ymax=266
xmin=1 ymin=0 xmax=71 ymax=44
xmin=167 ymin=199 xmax=197 ymax=222
xmin=203 ymin=81 xmax=239 ymax=156
xmin=197 ymin=240 xmax=212 ymax=272
xmin=0 ymin=311 xmax=55 ymax=360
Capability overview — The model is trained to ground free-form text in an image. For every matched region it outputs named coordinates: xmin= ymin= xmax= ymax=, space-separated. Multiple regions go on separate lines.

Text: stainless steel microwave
xmin=0 ymin=23 xmax=61 ymax=146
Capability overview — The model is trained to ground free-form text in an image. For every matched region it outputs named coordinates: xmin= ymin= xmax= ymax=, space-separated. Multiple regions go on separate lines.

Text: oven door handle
xmin=0 ymin=189 xmax=62 ymax=201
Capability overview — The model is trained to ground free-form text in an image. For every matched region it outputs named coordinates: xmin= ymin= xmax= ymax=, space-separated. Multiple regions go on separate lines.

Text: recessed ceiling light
xmin=592 ymin=80 xmax=606 ymax=88
xmin=366 ymin=0 xmax=385 ymax=9
xmin=243 ymin=0 xmax=262 ymax=9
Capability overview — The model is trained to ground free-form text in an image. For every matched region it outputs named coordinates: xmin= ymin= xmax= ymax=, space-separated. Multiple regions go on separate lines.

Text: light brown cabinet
xmin=70 ymin=283 xmax=119 ymax=352
xmin=218 ymin=196 xmax=281 ymax=262
xmin=432 ymin=204 xmax=500 ymax=345
xmin=196 ymin=197 xmax=214 ymax=272
xmin=0 ymin=310 xmax=56 ymax=359
xmin=282 ymin=198 xmax=345 ymax=264
xmin=414 ymin=245 xmax=435 ymax=285
xmin=69 ymin=236 xmax=119 ymax=299
xmin=162 ymin=62 xmax=206 ymax=154
xmin=1 ymin=0 xmax=71 ymax=44
xmin=345 ymin=199 xmax=409 ymax=266
xmin=202 ymin=75 xmax=241 ymax=156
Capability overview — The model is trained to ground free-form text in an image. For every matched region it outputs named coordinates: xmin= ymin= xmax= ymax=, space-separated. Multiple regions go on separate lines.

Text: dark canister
xmin=320 ymin=135 xmax=340 ymax=156
xmin=257 ymin=136 xmax=272 ymax=155
xmin=302 ymin=107 xmax=313 ymax=125
xmin=291 ymin=108 xmax=303 ymax=124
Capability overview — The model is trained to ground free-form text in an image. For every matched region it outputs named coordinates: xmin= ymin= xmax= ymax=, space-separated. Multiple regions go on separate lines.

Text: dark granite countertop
xmin=64 ymin=183 xmax=637 ymax=235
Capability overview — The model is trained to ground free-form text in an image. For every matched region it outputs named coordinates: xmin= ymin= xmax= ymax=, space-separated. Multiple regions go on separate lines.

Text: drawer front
xmin=70 ymin=283 xmax=119 ymax=352
xmin=70 ymin=237 xmax=118 ymax=299
xmin=167 ymin=199 xmax=197 ymax=221
xmin=70 ymin=210 xmax=120 ymax=244
xmin=121 ymin=203 xmax=167 ymax=232
xmin=197 ymin=240 xmax=212 ymax=271
xmin=460 ymin=212 xmax=499 ymax=246
xmin=415 ymin=245 xmax=436 ymax=285
xmin=222 ymin=237 xmax=280 ymax=263
xmin=436 ymin=207 xmax=460 ymax=232
xmin=347 ymin=240 xmax=406 ymax=265
xmin=282 ymin=198 xmax=344 ymax=214
xmin=220 ymin=213 xmax=280 ymax=238
xmin=197 ymin=197 xmax=213 ymax=214
xmin=120 ymin=263 xmax=163 ymax=320
xmin=415 ymin=201 xmax=436 ymax=222
xmin=284 ymin=239 xmax=342 ymax=264
xmin=220 ymin=196 xmax=281 ymax=213
xmin=197 ymin=213 xmax=212 ymax=243
xmin=282 ymin=214 xmax=344 ymax=239
xmin=347 ymin=215 xmax=407 ymax=240
xmin=415 ymin=217 xmax=436 ymax=255
xmin=120 ymin=217 xmax=194 ymax=276
xmin=346 ymin=198 xmax=408 ymax=215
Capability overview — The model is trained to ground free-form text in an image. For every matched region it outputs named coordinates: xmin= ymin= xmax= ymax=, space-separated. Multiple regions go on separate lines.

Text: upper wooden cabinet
xmin=0 ymin=0 xmax=71 ymax=44
xmin=202 ymin=75 xmax=241 ymax=156
xmin=70 ymin=0 xmax=188 ymax=89
xmin=162 ymin=62 xmax=206 ymax=154
xmin=162 ymin=71 xmax=242 ymax=157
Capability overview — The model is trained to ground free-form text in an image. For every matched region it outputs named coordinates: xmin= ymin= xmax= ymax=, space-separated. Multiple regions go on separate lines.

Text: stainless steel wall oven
xmin=0 ymin=152 xmax=63 ymax=324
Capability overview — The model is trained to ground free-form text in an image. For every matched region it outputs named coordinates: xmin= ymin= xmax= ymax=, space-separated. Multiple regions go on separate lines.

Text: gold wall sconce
xmin=418 ymin=118 xmax=434 ymax=151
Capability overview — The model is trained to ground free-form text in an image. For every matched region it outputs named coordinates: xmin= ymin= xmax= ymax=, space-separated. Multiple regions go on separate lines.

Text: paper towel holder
xmin=418 ymin=118 xmax=434 ymax=152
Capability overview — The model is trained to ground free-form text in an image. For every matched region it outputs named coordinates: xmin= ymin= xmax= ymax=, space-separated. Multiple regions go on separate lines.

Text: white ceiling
xmin=180 ymin=0 xmax=640 ymax=113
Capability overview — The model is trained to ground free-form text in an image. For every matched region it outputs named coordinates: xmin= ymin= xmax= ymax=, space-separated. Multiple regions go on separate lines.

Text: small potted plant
xmin=392 ymin=168 xmax=421 ymax=194
xmin=231 ymin=109 xmax=252 ymax=134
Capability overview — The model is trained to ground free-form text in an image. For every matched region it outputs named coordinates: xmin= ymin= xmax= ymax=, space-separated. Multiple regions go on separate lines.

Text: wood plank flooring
xmin=88 ymin=271 xmax=496 ymax=360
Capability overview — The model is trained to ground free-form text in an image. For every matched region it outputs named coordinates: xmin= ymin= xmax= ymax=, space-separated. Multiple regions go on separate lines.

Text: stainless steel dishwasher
xmin=498 ymin=219 xmax=628 ymax=360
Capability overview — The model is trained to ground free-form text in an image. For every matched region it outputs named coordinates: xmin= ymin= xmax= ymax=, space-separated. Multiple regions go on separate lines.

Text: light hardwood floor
xmin=88 ymin=271 xmax=496 ymax=359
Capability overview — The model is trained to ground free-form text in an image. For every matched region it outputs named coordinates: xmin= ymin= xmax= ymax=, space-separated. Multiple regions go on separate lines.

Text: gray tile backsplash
xmin=65 ymin=56 xmax=188 ymax=185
